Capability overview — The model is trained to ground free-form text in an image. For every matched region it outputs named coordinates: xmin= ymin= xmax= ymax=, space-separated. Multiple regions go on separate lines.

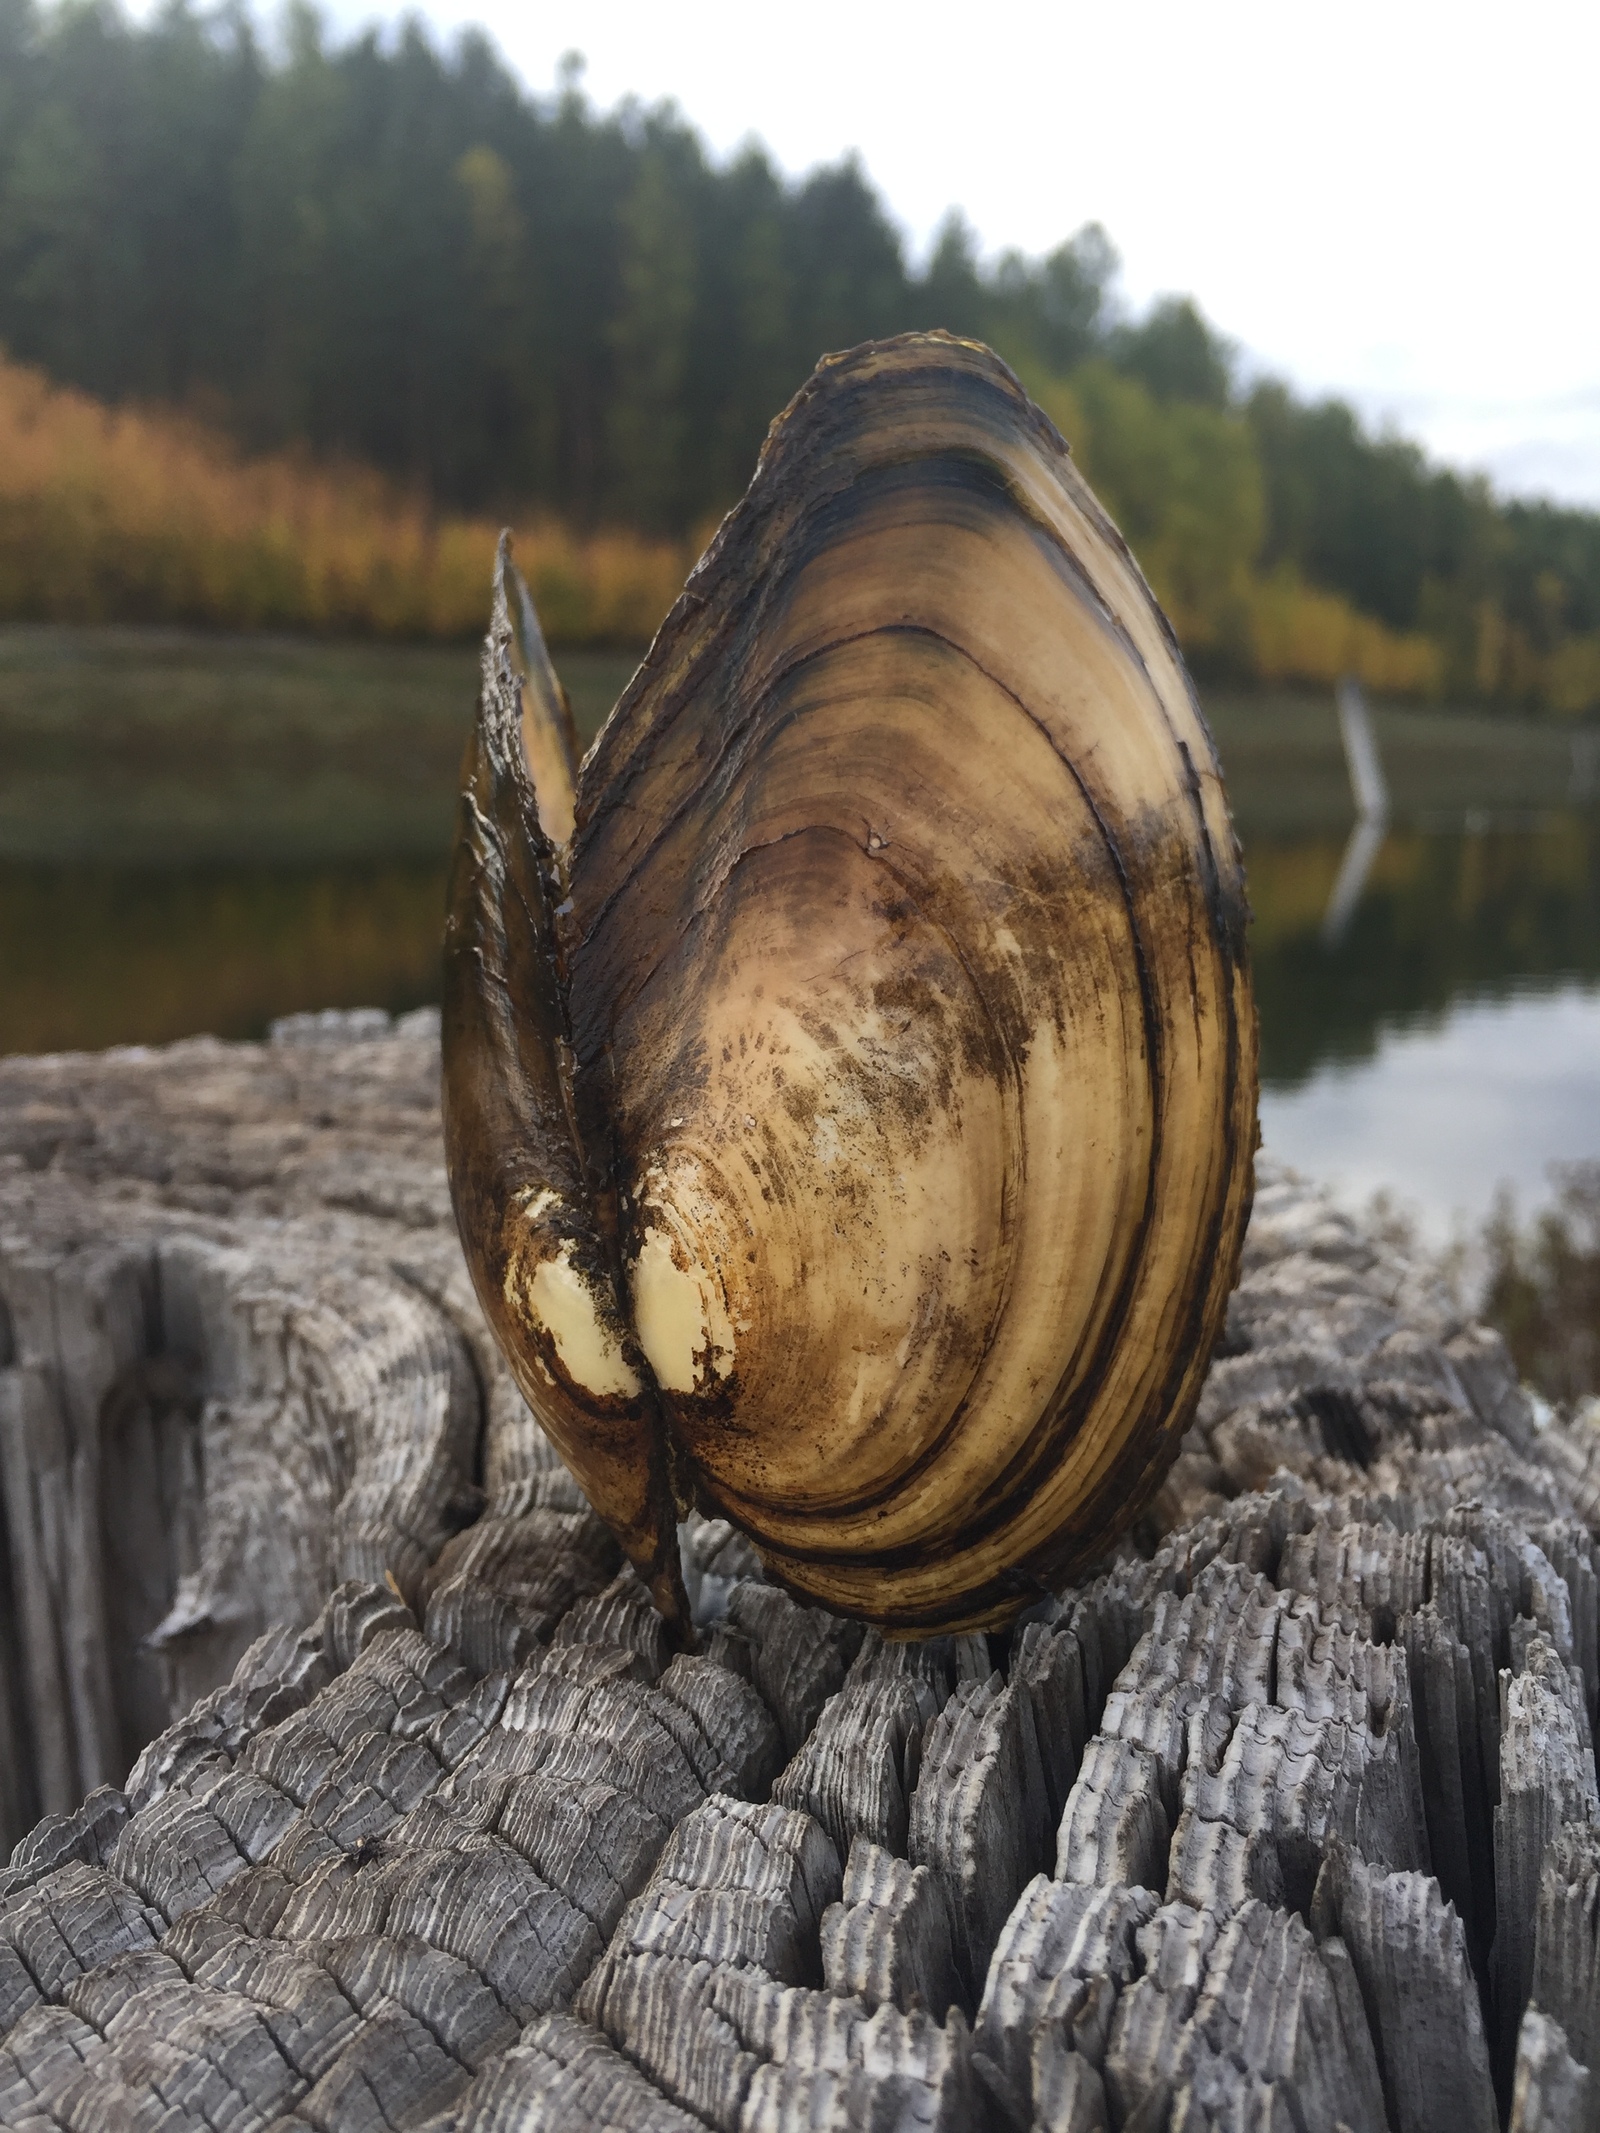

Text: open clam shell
xmin=443 ymin=332 xmax=1257 ymax=1636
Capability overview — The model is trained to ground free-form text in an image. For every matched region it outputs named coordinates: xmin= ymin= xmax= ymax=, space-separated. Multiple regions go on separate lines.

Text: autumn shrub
xmin=1244 ymin=567 xmax=1441 ymax=695
xmin=1028 ymin=364 xmax=1443 ymax=694
xmin=0 ymin=356 xmax=690 ymax=645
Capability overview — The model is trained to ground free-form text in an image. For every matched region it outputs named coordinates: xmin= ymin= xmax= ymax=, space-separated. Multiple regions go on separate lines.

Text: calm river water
xmin=0 ymin=630 xmax=1595 ymax=1242
xmin=1249 ymin=815 xmax=1600 ymax=1236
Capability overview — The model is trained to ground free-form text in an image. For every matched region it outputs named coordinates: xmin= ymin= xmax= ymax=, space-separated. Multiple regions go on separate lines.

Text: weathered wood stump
xmin=2 ymin=1013 xmax=1599 ymax=2131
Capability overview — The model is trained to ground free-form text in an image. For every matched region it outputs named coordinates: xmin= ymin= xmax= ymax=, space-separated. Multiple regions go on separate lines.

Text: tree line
xmin=0 ymin=0 xmax=1596 ymax=708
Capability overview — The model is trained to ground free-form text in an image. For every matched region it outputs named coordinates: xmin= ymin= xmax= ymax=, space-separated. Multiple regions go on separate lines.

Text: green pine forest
xmin=2 ymin=0 xmax=1599 ymax=710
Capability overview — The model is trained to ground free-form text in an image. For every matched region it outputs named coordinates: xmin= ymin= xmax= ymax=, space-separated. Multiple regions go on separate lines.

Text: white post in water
xmin=1335 ymin=674 xmax=1389 ymax=821
xmin=1322 ymin=675 xmax=1390 ymax=945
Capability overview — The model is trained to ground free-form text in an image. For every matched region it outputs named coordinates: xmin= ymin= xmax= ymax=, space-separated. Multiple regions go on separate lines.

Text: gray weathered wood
xmin=1100 ymin=1897 xmax=1384 ymax=2133
xmin=1513 ymin=2009 xmax=1592 ymax=2133
xmin=974 ymin=1876 xmax=1155 ymax=2125
xmin=7 ymin=1026 xmax=1600 ymax=2131
xmin=725 ymin=1582 xmax=865 ymax=1758
xmin=819 ymin=1836 xmax=964 ymax=2020
xmin=908 ymin=1671 xmax=1054 ymax=1999
xmin=1311 ymin=1842 xmax=1497 ymax=2133
xmin=0 ymin=1014 xmax=524 ymax=1844
xmin=441 ymin=2008 xmax=708 ymax=2129
xmin=771 ymin=1677 xmax=929 ymax=1860
xmin=1532 ymin=1826 xmax=1600 ymax=2117
xmin=1493 ymin=1634 xmax=1600 ymax=2070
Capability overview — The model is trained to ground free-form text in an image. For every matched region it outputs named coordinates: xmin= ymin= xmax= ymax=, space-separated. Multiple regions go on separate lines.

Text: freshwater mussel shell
xmin=443 ymin=332 xmax=1258 ymax=1635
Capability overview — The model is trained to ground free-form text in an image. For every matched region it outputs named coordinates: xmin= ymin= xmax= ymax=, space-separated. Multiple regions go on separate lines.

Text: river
xmin=1 ymin=630 xmax=1594 ymax=1242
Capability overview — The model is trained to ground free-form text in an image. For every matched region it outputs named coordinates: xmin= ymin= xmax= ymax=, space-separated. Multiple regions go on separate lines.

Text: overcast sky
xmin=240 ymin=0 xmax=1600 ymax=508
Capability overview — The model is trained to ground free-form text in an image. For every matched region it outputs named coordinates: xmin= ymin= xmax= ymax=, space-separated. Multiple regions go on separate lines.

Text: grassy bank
xmin=1203 ymin=689 xmax=1588 ymax=832
xmin=0 ymin=627 xmax=636 ymax=865
xmin=0 ymin=626 xmax=1585 ymax=871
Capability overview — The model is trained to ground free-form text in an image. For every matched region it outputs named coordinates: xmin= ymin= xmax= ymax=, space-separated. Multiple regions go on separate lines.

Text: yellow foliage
xmin=1028 ymin=360 xmax=1436 ymax=693
xmin=1245 ymin=567 xmax=1441 ymax=695
xmin=1465 ymin=597 xmax=1600 ymax=714
xmin=0 ymin=349 xmax=1589 ymax=712
xmin=1546 ymin=633 xmax=1600 ymax=716
xmin=0 ymin=354 xmax=690 ymax=644
xmin=1063 ymin=362 xmax=1264 ymax=650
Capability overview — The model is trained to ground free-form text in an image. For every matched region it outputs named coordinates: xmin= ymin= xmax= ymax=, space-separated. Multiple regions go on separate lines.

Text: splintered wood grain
xmin=770 ymin=1677 xmax=930 ymax=1859
xmin=974 ymin=1878 xmax=1154 ymax=2124
xmin=0 ymin=1014 xmax=567 ymax=1853
xmin=592 ymin=1794 xmax=841 ymax=1985
xmin=1102 ymin=1897 xmax=1386 ymax=2133
xmin=1494 ymin=1635 xmax=1600 ymax=2070
xmin=0 ymin=1578 xmax=780 ymax=2128
xmin=1056 ymin=1734 xmax=1173 ymax=1895
xmin=819 ymin=1838 xmax=965 ymax=2020
xmin=1311 ymin=1844 xmax=1496 ymax=2133
xmin=724 ymin=1582 xmax=865 ymax=1757
xmin=8 ymin=1033 xmax=1600 ymax=2128
xmin=1513 ymin=2009 xmax=1593 ymax=2133
xmin=1532 ymin=1820 xmax=1600 ymax=2131
xmin=440 ymin=2009 xmax=708 ymax=2130
xmin=908 ymin=1671 xmax=1055 ymax=2000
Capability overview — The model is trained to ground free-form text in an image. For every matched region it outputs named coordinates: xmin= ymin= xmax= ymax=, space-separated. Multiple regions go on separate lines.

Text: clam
xmin=443 ymin=332 xmax=1257 ymax=1637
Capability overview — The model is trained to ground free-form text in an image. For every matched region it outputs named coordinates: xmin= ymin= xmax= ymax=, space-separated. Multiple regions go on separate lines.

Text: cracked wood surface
xmin=4 ymin=1014 xmax=1600 ymax=2130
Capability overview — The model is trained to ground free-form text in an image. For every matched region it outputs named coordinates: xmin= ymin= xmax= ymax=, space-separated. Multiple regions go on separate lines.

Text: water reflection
xmin=1319 ymin=815 xmax=1387 ymax=948
xmin=1247 ymin=813 xmax=1600 ymax=1089
xmin=1261 ymin=983 xmax=1600 ymax=1239
xmin=0 ymin=861 xmax=447 ymax=1055
xmin=5 ymin=815 xmax=1596 ymax=1092
xmin=1242 ymin=811 xmax=1600 ymax=1234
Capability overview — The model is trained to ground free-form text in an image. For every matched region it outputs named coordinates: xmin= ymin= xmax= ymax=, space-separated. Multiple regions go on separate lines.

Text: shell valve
xmin=442 ymin=332 xmax=1258 ymax=1637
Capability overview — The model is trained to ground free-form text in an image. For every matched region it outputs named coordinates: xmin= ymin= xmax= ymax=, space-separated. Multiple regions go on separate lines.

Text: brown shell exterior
xmin=443 ymin=332 xmax=1258 ymax=1635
